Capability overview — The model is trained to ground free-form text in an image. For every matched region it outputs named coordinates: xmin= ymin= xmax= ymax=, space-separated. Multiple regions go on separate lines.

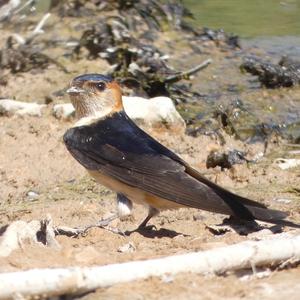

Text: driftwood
xmin=164 ymin=58 xmax=212 ymax=83
xmin=0 ymin=233 xmax=299 ymax=299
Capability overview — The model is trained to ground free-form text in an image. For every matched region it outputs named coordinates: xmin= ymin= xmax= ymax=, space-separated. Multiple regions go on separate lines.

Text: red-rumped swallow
xmin=64 ymin=73 xmax=299 ymax=229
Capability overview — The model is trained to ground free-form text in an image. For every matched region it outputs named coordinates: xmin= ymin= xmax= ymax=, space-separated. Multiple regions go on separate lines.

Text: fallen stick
xmin=0 ymin=233 xmax=300 ymax=299
xmin=26 ymin=12 xmax=51 ymax=44
xmin=164 ymin=58 xmax=212 ymax=83
xmin=31 ymin=12 xmax=51 ymax=35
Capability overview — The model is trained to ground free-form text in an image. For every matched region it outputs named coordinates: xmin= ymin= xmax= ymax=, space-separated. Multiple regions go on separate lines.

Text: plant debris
xmin=0 ymin=35 xmax=68 ymax=73
xmin=241 ymin=56 xmax=300 ymax=88
xmin=206 ymin=149 xmax=250 ymax=170
xmin=192 ymin=27 xmax=241 ymax=49
xmin=74 ymin=11 xmax=211 ymax=99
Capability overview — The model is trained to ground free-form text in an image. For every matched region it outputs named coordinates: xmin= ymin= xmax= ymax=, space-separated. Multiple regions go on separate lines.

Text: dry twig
xmin=0 ymin=233 xmax=299 ymax=298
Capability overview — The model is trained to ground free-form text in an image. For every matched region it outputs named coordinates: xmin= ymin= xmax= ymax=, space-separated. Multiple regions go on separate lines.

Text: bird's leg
xmin=138 ymin=206 xmax=159 ymax=230
xmin=117 ymin=193 xmax=133 ymax=220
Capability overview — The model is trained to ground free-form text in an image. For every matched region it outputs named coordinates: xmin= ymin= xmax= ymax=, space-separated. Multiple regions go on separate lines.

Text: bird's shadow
xmin=206 ymin=216 xmax=283 ymax=236
xmin=124 ymin=226 xmax=188 ymax=238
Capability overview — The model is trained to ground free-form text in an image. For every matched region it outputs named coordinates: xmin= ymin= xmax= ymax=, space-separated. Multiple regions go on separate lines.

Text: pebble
xmin=117 ymin=242 xmax=136 ymax=253
xmin=27 ymin=191 xmax=39 ymax=201
xmin=275 ymin=198 xmax=291 ymax=204
xmin=275 ymin=158 xmax=300 ymax=170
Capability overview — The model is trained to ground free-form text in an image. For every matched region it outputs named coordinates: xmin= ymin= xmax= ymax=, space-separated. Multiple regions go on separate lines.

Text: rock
xmin=206 ymin=149 xmax=249 ymax=170
xmin=275 ymin=158 xmax=300 ymax=170
xmin=0 ymin=216 xmax=60 ymax=257
xmin=241 ymin=56 xmax=300 ymax=88
xmin=53 ymin=103 xmax=75 ymax=120
xmin=54 ymin=96 xmax=186 ymax=131
xmin=0 ymin=220 xmax=40 ymax=257
xmin=26 ymin=191 xmax=39 ymax=201
xmin=275 ymin=198 xmax=291 ymax=204
xmin=0 ymin=99 xmax=46 ymax=117
xmin=239 ymin=269 xmax=272 ymax=281
xmin=117 ymin=242 xmax=136 ymax=253
xmin=123 ymin=96 xmax=185 ymax=131
xmin=160 ymin=274 xmax=174 ymax=283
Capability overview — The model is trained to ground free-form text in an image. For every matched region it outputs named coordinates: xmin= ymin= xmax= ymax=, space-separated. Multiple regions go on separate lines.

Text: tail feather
xmin=186 ymin=166 xmax=300 ymax=228
xmin=246 ymin=205 xmax=288 ymax=221
xmin=246 ymin=205 xmax=300 ymax=228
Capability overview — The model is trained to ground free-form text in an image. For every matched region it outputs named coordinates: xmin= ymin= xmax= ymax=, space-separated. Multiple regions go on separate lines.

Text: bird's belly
xmin=88 ymin=170 xmax=183 ymax=210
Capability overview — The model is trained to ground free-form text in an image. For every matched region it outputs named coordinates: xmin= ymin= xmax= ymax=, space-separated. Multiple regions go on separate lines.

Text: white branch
xmin=32 ymin=12 xmax=51 ymax=35
xmin=0 ymin=233 xmax=300 ymax=298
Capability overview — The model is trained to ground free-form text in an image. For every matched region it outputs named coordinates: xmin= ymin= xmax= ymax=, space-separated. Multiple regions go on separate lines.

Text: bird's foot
xmin=137 ymin=224 xmax=157 ymax=231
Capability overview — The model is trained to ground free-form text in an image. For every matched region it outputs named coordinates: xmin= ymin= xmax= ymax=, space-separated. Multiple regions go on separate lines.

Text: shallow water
xmin=184 ymin=0 xmax=300 ymax=58
xmin=242 ymin=36 xmax=300 ymax=59
xmin=184 ymin=0 xmax=300 ymax=38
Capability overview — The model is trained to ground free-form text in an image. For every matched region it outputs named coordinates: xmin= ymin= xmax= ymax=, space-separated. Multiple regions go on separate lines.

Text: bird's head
xmin=67 ymin=74 xmax=123 ymax=118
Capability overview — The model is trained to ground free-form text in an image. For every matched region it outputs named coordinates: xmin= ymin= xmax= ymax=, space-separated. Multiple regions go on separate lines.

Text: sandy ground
xmin=0 ymin=109 xmax=300 ymax=299
xmin=0 ymin=12 xmax=300 ymax=300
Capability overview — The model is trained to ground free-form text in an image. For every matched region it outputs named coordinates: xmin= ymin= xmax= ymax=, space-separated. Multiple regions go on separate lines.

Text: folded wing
xmin=64 ymin=112 xmax=289 ymax=223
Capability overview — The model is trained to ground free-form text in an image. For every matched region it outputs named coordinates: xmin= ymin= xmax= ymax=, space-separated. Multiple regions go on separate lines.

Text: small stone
xmin=275 ymin=158 xmax=300 ymax=170
xmin=206 ymin=149 xmax=248 ymax=170
xmin=123 ymin=96 xmax=186 ymax=132
xmin=27 ymin=191 xmax=39 ymax=201
xmin=117 ymin=242 xmax=136 ymax=253
xmin=275 ymin=198 xmax=291 ymax=204
xmin=160 ymin=274 xmax=174 ymax=283
xmin=239 ymin=269 xmax=271 ymax=281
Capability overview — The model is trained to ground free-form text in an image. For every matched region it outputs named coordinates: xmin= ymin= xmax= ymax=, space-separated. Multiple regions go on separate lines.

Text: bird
xmin=63 ymin=73 xmax=299 ymax=230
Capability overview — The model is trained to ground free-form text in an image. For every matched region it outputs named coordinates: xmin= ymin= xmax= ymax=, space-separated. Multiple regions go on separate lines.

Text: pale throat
xmin=71 ymin=96 xmax=111 ymax=119
xmin=70 ymin=96 xmax=116 ymax=127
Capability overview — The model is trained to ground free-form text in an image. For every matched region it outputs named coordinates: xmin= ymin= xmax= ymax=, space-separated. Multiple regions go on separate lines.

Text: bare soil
xmin=1 ymin=108 xmax=300 ymax=299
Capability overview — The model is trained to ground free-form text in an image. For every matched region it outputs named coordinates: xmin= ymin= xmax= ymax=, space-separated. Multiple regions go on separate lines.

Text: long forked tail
xmin=215 ymin=185 xmax=300 ymax=228
xmin=186 ymin=166 xmax=300 ymax=228
xmin=211 ymin=181 xmax=300 ymax=228
xmin=245 ymin=205 xmax=300 ymax=228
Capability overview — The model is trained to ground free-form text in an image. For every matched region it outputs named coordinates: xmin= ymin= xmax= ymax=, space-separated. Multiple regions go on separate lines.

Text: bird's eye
xmin=96 ymin=82 xmax=106 ymax=91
